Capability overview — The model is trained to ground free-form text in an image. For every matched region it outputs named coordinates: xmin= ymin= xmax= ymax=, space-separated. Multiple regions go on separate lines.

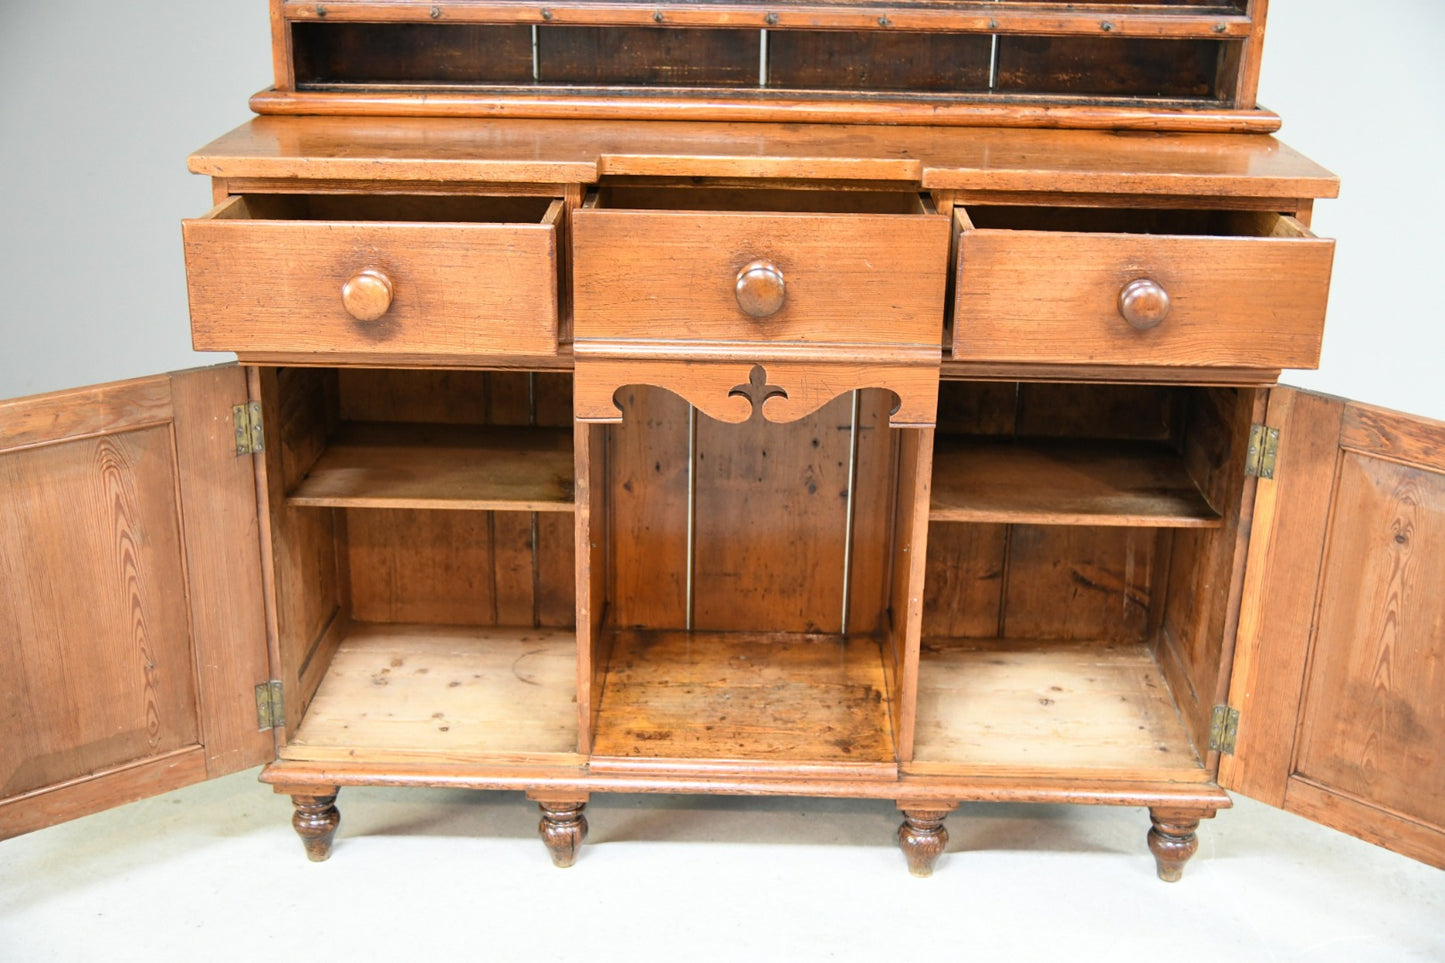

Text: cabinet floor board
xmin=280 ymin=622 xmax=580 ymax=763
xmin=910 ymin=639 xmax=1205 ymax=778
xmin=592 ymin=629 xmax=897 ymax=771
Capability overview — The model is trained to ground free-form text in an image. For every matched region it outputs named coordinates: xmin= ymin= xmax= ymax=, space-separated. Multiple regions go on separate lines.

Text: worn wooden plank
xmin=911 ymin=639 xmax=1203 ymax=774
xmin=606 ymin=385 xmax=691 ymax=629
xmin=692 ymin=393 xmax=854 ymax=633
xmin=592 ymin=630 xmax=895 ymax=766
xmin=767 ymin=31 xmax=991 ymax=92
xmin=1002 ymin=525 xmax=1159 ymax=642
xmin=281 ymin=623 xmax=579 ymax=759
xmin=346 ymin=508 xmax=497 ymax=626
xmin=923 ymin=522 xmax=1009 ymax=639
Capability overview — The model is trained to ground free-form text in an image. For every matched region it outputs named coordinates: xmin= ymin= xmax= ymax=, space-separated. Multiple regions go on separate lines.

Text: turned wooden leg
xmin=537 ymin=801 xmax=589 ymax=868
xmin=1148 ymin=808 xmax=1201 ymax=882
xmin=291 ymin=793 xmax=341 ymax=862
xmin=897 ymin=809 xmax=952 ymax=878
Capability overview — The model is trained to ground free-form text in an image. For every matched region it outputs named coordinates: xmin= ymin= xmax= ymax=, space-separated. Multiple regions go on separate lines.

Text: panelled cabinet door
xmin=1222 ymin=388 xmax=1445 ymax=868
xmin=0 ymin=366 xmax=272 ymax=838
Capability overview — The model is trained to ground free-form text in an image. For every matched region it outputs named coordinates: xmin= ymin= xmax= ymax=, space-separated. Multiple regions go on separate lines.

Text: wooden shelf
xmin=908 ymin=638 xmax=1205 ymax=778
xmin=929 ymin=437 xmax=1221 ymax=528
xmin=288 ymin=422 xmax=575 ymax=512
xmin=281 ymin=622 xmax=580 ymax=763
xmin=590 ymin=630 xmax=897 ymax=772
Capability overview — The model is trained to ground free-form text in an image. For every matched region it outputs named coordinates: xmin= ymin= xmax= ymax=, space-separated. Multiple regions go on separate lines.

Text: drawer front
xmin=572 ymin=207 xmax=949 ymax=356
xmin=183 ymin=196 xmax=561 ymax=358
xmin=953 ymin=211 xmax=1335 ymax=369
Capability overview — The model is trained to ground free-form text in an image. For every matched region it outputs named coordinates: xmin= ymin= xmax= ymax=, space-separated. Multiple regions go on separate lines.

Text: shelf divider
xmin=929 ymin=436 xmax=1221 ymax=528
xmin=287 ymin=421 xmax=576 ymax=512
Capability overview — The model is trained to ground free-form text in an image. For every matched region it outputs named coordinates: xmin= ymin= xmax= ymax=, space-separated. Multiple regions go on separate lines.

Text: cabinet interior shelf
xmin=287 ymin=422 xmax=575 ymax=512
xmin=929 ymin=437 xmax=1221 ymax=528
xmin=590 ymin=629 xmax=897 ymax=773
xmin=281 ymin=622 xmax=580 ymax=763
xmin=909 ymin=638 xmax=1206 ymax=778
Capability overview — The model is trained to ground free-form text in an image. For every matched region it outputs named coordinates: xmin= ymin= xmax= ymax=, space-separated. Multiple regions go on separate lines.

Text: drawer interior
xmin=213 ymin=193 xmax=559 ymax=224
xmin=591 ymin=184 xmax=929 ymax=215
xmin=960 ymin=205 xmax=1311 ymax=238
xmin=261 ymin=367 xmax=581 ymax=762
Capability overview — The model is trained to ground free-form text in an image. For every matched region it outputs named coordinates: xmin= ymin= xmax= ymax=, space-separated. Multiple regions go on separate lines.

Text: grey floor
xmin=2 ymin=769 xmax=1441 ymax=962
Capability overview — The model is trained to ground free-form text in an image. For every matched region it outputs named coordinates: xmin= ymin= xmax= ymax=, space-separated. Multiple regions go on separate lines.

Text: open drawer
xmin=183 ymin=194 xmax=562 ymax=359
xmin=572 ymin=186 xmax=949 ymax=362
xmin=952 ymin=206 xmax=1336 ymax=370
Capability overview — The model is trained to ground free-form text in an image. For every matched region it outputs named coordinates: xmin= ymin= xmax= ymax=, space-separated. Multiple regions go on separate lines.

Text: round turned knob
xmin=1118 ymin=278 xmax=1170 ymax=330
xmin=735 ymin=260 xmax=786 ymax=318
xmin=341 ymin=269 xmax=394 ymax=322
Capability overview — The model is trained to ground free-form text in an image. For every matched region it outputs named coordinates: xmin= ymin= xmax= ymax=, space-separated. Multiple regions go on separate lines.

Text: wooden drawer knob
xmin=1118 ymin=278 xmax=1170 ymax=330
xmin=735 ymin=260 xmax=786 ymax=318
xmin=341 ymin=269 xmax=394 ymax=322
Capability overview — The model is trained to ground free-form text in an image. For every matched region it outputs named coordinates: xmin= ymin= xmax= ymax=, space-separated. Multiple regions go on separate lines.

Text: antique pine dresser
xmin=2 ymin=0 xmax=1442 ymax=880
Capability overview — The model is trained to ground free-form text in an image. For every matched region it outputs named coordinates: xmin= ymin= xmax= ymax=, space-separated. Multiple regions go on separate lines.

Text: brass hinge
xmin=1245 ymin=424 xmax=1280 ymax=479
xmin=1209 ymin=704 xmax=1240 ymax=755
xmin=233 ymin=402 xmax=264 ymax=456
xmin=255 ymin=680 xmax=284 ymax=731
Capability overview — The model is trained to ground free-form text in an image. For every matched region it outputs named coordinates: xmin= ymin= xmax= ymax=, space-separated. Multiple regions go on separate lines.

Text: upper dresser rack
xmin=255 ymin=0 xmax=1278 ymax=131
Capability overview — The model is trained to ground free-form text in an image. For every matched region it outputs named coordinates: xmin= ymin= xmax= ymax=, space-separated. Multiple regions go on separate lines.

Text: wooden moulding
xmin=573 ymin=358 xmax=939 ymax=429
xmin=250 ymin=88 xmax=1282 ymax=133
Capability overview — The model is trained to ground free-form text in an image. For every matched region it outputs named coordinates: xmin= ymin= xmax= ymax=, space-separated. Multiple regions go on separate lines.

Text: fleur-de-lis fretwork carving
xmin=727 ymin=364 xmax=788 ymax=420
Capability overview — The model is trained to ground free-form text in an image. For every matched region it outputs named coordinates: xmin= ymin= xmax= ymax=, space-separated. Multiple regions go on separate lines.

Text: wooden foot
xmin=1148 ymin=808 xmax=1201 ymax=882
xmin=291 ymin=793 xmax=340 ymax=862
xmin=897 ymin=809 xmax=951 ymax=878
xmin=537 ymin=801 xmax=588 ymax=868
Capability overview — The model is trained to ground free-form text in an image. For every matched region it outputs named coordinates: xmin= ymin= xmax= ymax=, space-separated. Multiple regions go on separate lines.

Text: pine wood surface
xmin=910 ymin=639 xmax=1204 ymax=775
xmin=286 ymin=422 xmax=576 ymax=511
xmin=1 ymin=369 xmax=270 ymax=838
xmin=929 ymin=437 xmax=1220 ymax=527
xmin=281 ymin=623 xmax=580 ymax=761
xmin=184 ymin=195 xmax=561 ymax=359
xmin=189 ymin=116 xmax=1338 ymax=198
xmin=571 ymin=198 xmax=949 ymax=351
xmin=952 ymin=209 xmax=1335 ymax=369
xmin=590 ymin=629 xmax=897 ymax=769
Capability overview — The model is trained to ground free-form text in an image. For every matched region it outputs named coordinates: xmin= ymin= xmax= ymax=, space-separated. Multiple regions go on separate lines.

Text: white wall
xmin=2 ymin=2 xmax=1442 ymax=419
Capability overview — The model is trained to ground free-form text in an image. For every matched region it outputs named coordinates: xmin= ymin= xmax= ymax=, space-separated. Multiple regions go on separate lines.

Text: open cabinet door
xmin=0 ymin=366 xmax=273 ymax=838
xmin=1221 ymin=388 xmax=1444 ymax=868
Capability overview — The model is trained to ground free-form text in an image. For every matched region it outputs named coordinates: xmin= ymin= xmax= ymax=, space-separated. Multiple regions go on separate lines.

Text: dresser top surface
xmin=191 ymin=116 xmax=1339 ymax=198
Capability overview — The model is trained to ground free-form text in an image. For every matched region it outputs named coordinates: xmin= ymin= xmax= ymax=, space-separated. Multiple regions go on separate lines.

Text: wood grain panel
xmin=692 ymin=393 xmax=853 ymax=633
xmin=606 ymin=386 xmax=690 ymax=629
xmin=1 ymin=420 xmax=198 ymax=800
xmin=846 ymin=390 xmax=897 ymax=636
xmin=1292 ymin=451 xmax=1445 ymax=832
xmin=995 ymin=36 xmax=1221 ymax=98
xmin=346 ymin=508 xmax=496 ymax=626
xmin=1002 ymin=525 xmax=1159 ymax=642
xmin=767 ymin=31 xmax=990 ymax=92
xmin=292 ymin=22 xmax=535 ymax=85
xmin=540 ymin=26 xmax=759 ymax=86
xmin=923 ymin=522 xmax=1009 ymax=639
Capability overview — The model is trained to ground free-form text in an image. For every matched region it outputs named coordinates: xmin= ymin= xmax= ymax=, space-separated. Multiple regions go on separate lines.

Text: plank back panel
xmin=692 ymin=393 xmax=855 ymax=633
